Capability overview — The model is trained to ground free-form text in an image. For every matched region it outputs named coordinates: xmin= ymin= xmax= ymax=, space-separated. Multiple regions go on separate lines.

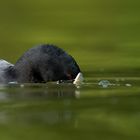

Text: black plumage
xmin=1 ymin=44 xmax=81 ymax=83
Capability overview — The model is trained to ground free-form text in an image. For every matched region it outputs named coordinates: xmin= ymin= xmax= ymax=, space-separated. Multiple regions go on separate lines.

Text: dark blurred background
xmin=0 ymin=0 xmax=140 ymax=76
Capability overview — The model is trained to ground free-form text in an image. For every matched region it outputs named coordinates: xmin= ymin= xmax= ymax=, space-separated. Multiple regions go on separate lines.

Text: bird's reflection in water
xmin=0 ymin=83 xmax=81 ymax=126
xmin=5 ymin=83 xmax=80 ymax=99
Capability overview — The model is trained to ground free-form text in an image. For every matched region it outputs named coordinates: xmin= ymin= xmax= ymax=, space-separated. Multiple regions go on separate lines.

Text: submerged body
xmin=0 ymin=44 xmax=82 ymax=84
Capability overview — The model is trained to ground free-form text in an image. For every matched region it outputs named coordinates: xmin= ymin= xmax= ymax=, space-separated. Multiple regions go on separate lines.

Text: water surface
xmin=0 ymin=75 xmax=140 ymax=140
xmin=0 ymin=0 xmax=140 ymax=139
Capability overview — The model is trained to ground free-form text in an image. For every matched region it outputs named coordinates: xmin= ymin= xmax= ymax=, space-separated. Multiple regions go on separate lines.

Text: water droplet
xmin=20 ymin=84 xmax=24 ymax=88
xmin=98 ymin=80 xmax=111 ymax=88
xmin=8 ymin=81 xmax=18 ymax=85
xmin=125 ymin=83 xmax=132 ymax=87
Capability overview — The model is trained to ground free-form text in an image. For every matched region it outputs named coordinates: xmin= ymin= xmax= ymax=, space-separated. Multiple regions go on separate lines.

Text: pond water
xmin=0 ymin=74 xmax=140 ymax=140
xmin=0 ymin=0 xmax=140 ymax=139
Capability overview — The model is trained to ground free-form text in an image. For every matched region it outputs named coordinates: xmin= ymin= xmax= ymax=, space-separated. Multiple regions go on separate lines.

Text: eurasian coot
xmin=0 ymin=44 xmax=82 ymax=84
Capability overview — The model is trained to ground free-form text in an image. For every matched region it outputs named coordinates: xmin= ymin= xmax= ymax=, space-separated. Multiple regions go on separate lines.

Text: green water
xmin=0 ymin=77 xmax=140 ymax=140
xmin=0 ymin=0 xmax=140 ymax=139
